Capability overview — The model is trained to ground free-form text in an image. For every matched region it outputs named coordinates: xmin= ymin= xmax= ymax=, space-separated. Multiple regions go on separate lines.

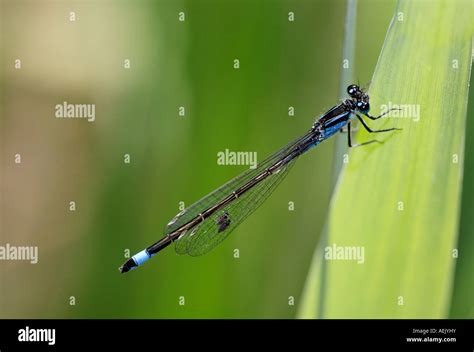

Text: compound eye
xmin=347 ymin=84 xmax=359 ymax=97
xmin=357 ymin=101 xmax=370 ymax=112
xmin=347 ymin=84 xmax=360 ymax=97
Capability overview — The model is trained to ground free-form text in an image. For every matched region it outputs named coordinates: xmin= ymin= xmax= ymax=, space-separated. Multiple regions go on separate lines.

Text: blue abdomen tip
xmin=132 ymin=249 xmax=151 ymax=266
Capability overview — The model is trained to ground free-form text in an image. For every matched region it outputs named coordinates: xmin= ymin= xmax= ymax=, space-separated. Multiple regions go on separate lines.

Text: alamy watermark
xmin=217 ymin=149 xmax=257 ymax=169
xmin=380 ymin=101 xmax=420 ymax=122
xmin=18 ymin=326 xmax=55 ymax=345
xmin=0 ymin=243 xmax=38 ymax=264
xmin=55 ymin=101 xmax=95 ymax=122
xmin=324 ymin=243 xmax=365 ymax=264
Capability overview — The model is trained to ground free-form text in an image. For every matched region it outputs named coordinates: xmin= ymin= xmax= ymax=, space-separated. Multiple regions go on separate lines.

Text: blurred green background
xmin=1 ymin=0 xmax=406 ymax=318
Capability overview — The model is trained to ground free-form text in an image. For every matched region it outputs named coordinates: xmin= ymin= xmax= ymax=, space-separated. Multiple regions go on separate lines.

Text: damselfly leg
xmin=363 ymin=107 xmax=401 ymax=120
xmin=356 ymin=115 xmax=402 ymax=133
xmin=347 ymin=107 xmax=401 ymax=147
xmin=347 ymin=122 xmax=382 ymax=148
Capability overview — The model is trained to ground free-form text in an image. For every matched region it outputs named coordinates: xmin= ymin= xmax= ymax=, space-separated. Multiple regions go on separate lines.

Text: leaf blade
xmin=299 ymin=0 xmax=473 ymax=318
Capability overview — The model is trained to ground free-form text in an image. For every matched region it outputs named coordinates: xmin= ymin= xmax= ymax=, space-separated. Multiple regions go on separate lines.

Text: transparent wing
xmin=165 ymin=131 xmax=314 ymax=236
xmin=174 ymin=158 xmax=297 ymax=256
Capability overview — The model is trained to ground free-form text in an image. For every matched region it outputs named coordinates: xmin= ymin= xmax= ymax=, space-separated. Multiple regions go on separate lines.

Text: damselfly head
xmin=347 ymin=84 xmax=370 ymax=113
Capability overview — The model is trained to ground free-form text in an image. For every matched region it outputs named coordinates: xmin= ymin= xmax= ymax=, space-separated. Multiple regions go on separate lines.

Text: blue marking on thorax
xmin=322 ymin=112 xmax=354 ymax=139
xmin=324 ymin=120 xmax=348 ymax=139
xmin=300 ymin=110 xmax=354 ymax=153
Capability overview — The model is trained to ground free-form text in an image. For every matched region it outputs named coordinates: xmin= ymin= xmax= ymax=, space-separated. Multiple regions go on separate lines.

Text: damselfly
xmin=119 ymin=84 xmax=400 ymax=273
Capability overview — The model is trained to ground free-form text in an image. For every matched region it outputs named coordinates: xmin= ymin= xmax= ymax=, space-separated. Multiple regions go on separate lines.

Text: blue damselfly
xmin=119 ymin=84 xmax=399 ymax=273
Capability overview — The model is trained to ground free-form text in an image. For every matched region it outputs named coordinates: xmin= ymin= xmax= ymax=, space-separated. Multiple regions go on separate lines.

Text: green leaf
xmin=450 ymin=60 xmax=474 ymax=318
xmin=299 ymin=0 xmax=473 ymax=318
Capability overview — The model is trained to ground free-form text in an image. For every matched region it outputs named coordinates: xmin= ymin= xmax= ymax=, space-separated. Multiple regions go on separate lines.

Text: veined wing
xmin=164 ymin=130 xmax=314 ymax=235
xmin=175 ymin=157 xmax=297 ymax=256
